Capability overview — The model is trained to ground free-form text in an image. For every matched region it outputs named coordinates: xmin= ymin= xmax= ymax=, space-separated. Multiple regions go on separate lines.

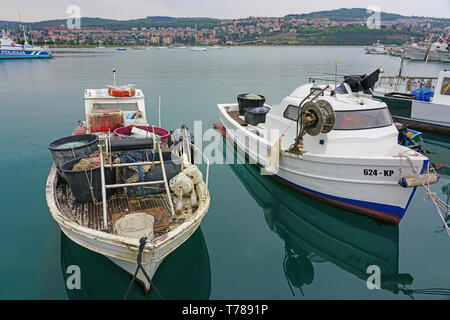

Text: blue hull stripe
xmin=0 ymin=54 xmax=52 ymax=59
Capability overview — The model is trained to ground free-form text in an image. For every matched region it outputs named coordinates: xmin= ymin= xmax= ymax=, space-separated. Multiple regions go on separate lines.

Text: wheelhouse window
xmin=93 ymin=103 xmax=139 ymax=111
xmin=283 ymin=105 xmax=300 ymax=121
xmin=441 ymin=78 xmax=450 ymax=96
xmin=334 ymin=108 xmax=392 ymax=130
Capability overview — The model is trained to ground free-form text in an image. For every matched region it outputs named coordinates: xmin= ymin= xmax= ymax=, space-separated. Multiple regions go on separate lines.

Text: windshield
xmin=93 ymin=102 xmax=139 ymax=111
xmin=334 ymin=108 xmax=392 ymax=130
xmin=441 ymin=78 xmax=450 ymax=96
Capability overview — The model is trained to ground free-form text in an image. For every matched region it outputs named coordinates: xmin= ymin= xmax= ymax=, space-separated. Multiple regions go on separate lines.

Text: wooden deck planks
xmin=56 ymin=183 xmax=173 ymax=233
xmin=228 ymin=110 xmax=248 ymax=126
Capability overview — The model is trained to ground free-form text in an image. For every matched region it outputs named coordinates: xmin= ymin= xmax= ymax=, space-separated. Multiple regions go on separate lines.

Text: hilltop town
xmin=2 ymin=8 xmax=449 ymax=46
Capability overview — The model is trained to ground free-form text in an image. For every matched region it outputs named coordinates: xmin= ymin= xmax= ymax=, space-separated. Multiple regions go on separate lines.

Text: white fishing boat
xmin=404 ymin=39 xmax=447 ymax=61
xmin=190 ymin=47 xmax=207 ymax=51
xmin=373 ymin=70 xmax=450 ymax=135
xmin=364 ymin=40 xmax=387 ymax=55
xmin=46 ymin=72 xmax=210 ymax=293
xmin=214 ymin=69 xmax=438 ymax=224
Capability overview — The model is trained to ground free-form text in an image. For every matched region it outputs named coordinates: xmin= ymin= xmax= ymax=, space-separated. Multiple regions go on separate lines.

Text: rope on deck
xmin=123 ymin=237 xmax=164 ymax=300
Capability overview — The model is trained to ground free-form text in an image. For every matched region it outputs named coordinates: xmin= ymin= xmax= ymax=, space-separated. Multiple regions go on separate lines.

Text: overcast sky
xmin=2 ymin=0 xmax=450 ymax=22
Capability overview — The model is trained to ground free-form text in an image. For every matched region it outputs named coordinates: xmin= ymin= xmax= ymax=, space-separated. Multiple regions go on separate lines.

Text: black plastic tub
xmin=244 ymin=108 xmax=270 ymax=126
xmin=237 ymin=93 xmax=266 ymax=115
xmin=60 ymin=157 xmax=116 ymax=203
xmin=48 ymin=134 xmax=99 ymax=168
xmin=121 ymin=151 xmax=182 ymax=198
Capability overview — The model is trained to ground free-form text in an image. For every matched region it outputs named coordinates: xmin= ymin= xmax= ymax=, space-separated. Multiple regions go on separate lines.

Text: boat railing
xmin=376 ymin=75 xmax=438 ymax=94
xmin=308 ymin=73 xmax=345 ymax=87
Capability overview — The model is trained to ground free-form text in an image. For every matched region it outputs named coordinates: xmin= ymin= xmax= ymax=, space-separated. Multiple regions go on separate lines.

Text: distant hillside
xmin=0 ymin=20 xmax=20 ymax=26
xmin=30 ymin=17 xmax=118 ymax=28
xmin=145 ymin=16 xmax=177 ymax=21
xmin=287 ymin=8 xmax=423 ymax=21
xmin=22 ymin=16 xmax=219 ymax=30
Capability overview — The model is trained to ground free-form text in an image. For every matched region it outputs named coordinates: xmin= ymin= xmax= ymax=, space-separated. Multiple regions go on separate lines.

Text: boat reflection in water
xmin=229 ymin=159 xmax=414 ymax=295
xmin=60 ymin=228 xmax=211 ymax=300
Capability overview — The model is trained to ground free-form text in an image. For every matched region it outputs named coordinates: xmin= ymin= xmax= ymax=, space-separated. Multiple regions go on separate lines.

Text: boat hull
xmin=438 ymin=51 xmax=450 ymax=63
xmin=0 ymin=49 xmax=53 ymax=59
xmin=404 ymin=46 xmax=440 ymax=61
xmin=374 ymin=94 xmax=450 ymax=135
xmin=46 ymin=165 xmax=210 ymax=292
xmin=214 ymin=120 xmax=426 ymax=225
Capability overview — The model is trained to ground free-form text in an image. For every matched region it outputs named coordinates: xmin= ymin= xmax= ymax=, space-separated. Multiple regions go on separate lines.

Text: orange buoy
xmin=108 ymin=86 xmax=136 ymax=97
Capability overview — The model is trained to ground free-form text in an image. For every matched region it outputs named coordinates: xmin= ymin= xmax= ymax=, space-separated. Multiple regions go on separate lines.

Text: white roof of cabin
xmin=284 ymin=83 xmax=387 ymax=111
xmin=84 ymin=88 xmax=145 ymax=99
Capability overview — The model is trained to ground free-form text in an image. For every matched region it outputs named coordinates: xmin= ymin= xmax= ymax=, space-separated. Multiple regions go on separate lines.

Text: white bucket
xmin=115 ymin=212 xmax=154 ymax=240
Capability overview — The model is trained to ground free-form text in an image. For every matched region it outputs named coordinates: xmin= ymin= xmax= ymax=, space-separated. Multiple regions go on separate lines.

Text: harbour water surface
xmin=0 ymin=47 xmax=449 ymax=299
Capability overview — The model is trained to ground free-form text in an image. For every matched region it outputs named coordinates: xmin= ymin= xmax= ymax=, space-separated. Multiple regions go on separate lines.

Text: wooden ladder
xmin=99 ymin=140 xmax=176 ymax=230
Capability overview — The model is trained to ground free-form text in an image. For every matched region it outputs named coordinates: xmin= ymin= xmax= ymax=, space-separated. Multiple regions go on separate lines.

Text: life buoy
xmin=11 ymin=42 xmax=15 ymax=47
xmin=108 ymin=86 xmax=136 ymax=97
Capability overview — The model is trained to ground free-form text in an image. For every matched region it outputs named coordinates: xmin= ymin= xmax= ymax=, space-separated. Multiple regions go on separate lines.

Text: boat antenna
xmin=18 ymin=10 xmax=29 ymax=46
xmin=113 ymin=68 xmax=116 ymax=87
xmin=334 ymin=60 xmax=339 ymax=89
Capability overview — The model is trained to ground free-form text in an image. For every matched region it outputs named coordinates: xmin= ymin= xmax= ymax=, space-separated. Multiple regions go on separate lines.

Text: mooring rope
xmin=400 ymin=152 xmax=450 ymax=237
xmin=123 ymin=237 xmax=164 ymax=300
xmin=399 ymin=285 xmax=450 ymax=300
xmin=84 ymin=168 xmax=99 ymax=205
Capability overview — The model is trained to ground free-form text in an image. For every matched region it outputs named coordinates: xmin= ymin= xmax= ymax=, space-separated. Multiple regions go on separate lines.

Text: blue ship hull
xmin=0 ymin=50 xmax=53 ymax=59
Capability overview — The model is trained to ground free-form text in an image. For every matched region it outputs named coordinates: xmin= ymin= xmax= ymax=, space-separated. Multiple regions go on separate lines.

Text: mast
xmin=20 ymin=24 xmax=29 ymax=46
xmin=17 ymin=10 xmax=29 ymax=46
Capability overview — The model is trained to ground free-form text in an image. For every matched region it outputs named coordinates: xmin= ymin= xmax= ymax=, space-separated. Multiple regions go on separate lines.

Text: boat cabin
xmin=266 ymin=83 xmax=398 ymax=157
xmin=433 ymin=70 xmax=450 ymax=105
xmin=83 ymin=88 xmax=147 ymax=134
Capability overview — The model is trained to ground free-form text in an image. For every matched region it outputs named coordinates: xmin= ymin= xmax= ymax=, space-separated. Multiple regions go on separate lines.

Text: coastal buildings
xmin=3 ymin=15 xmax=448 ymax=47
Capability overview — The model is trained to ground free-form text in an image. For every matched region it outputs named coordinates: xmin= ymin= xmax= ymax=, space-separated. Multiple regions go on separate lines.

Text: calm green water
xmin=0 ymin=47 xmax=449 ymax=300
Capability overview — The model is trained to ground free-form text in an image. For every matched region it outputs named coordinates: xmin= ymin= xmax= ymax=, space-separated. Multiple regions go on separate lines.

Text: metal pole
xmin=113 ymin=68 xmax=116 ymax=87
xmin=158 ymin=96 xmax=161 ymax=128
xmin=99 ymin=145 xmax=108 ymax=230
xmin=157 ymin=141 xmax=176 ymax=219
xmin=334 ymin=60 xmax=338 ymax=89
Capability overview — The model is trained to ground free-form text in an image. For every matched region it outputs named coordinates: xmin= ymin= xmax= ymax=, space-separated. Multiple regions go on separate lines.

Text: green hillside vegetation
xmin=286 ymin=8 xmax=406 ymax=21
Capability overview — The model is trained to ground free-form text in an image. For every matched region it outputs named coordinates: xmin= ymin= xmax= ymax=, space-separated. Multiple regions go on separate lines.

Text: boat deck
xmin=56 ymin=180 xmax=186 ymax=235
xmin=228 ymin=110 xmax=248 ymax=126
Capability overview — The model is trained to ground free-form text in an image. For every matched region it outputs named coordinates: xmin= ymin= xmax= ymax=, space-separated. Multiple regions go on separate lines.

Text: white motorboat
xmin=364 ymin=40 xmax=387 ymax=55
xmin=214 ymin=69 xmax=438 ymax=225
xmin=190 ymin=47 xmax=207 ymax=51
xmin=46 ymin=73 xmax=211 ymax=293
